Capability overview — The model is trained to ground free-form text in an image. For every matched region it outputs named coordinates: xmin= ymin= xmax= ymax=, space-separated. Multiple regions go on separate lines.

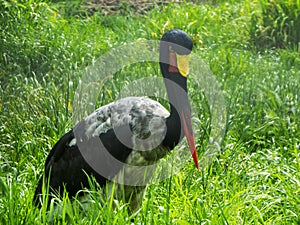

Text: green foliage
xmin=0 ymin=0 xmax=299 ymax=224
xmin=250 ymin=0 xmax=300 ymax=49
xmin=0 ymin=0 xmax=116 ymax=86
xmin=144 ymin=2 xmax=252 ymax=49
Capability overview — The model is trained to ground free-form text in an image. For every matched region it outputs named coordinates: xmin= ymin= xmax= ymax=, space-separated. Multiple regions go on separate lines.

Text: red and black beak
xmin=171 ymin=51 xmax=200 ymax=170
xmin=181 ymin=108 xmax=200 ymax=170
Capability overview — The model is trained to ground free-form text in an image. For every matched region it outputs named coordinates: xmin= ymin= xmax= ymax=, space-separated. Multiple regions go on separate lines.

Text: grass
xmin=250 ymin=0 xmax=300 ymax=49
xmin=1 ymin=0 xmax=300 ymax=224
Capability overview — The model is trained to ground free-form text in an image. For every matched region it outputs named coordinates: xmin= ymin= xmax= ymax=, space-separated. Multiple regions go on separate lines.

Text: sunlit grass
xmin=0 ymin=0 xmax=299 ymax=224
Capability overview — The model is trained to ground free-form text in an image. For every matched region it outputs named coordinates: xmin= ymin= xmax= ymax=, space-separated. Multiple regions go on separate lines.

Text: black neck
xmin=163 ymin=104 xmax=182 ymax=149
xmin=160 ymin=64 xmax=190 ymax=149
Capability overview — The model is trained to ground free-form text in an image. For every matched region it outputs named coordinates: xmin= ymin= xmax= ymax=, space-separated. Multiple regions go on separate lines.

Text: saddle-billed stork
xmin=33 ymin=29 xmax=199 ymax=211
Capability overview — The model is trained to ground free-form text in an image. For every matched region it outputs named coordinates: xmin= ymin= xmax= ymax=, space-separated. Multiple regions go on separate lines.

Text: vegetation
xmin=0 ymin=0 xmax=299 ymax=224
xmin=250 ymin=0 xmax=300 ymax=49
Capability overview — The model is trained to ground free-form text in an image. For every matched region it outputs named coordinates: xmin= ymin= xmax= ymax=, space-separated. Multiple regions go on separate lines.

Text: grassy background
xmin=0 ymin=0 xmax=299 ymax=224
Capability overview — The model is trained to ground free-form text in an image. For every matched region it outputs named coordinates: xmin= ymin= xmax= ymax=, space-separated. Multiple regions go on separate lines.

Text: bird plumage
xmin=34 ymin=29 xmax=198 ymax=212
xmin=34 ymin=97 xmax=172 ymax=207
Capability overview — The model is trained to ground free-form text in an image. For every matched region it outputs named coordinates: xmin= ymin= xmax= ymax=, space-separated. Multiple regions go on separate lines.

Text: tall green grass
xmin=1 ymin=0 xmax=299 ymax=224
xmin=250 ymin=0 xmax=300 ymax=49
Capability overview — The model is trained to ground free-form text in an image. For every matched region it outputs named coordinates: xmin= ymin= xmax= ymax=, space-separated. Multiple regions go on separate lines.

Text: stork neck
xmin=163 ymin=73 xmax=190 ymax=116
xmin=162 ymin=73 xmax=190 ymax=150
xmin=163 ymin=105 xmax=183 ymax=150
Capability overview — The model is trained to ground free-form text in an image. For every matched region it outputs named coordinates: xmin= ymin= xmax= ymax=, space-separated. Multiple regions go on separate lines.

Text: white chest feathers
xmin=83 ymin=97 xmax=170 ymax=153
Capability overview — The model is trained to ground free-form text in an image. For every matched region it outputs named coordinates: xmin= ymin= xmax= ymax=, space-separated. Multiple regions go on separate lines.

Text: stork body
xmin=34 ymin=29 xmax=199 ymax=211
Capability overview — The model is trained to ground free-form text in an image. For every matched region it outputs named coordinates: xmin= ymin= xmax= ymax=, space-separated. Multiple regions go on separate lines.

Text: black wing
xmin=33 ymin=121 xmax=133 ymax=208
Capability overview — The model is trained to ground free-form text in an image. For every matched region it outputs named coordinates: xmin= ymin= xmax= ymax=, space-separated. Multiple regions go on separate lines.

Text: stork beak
xmin=175 ymin=53 xmax=199 ymax=170
xmin=181 ymin=109 xmax=200 ymax=171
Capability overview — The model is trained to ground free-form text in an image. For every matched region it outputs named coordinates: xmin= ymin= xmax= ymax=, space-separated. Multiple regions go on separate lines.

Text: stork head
xmin=159 ymin=29 xmax=199 ymax=170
